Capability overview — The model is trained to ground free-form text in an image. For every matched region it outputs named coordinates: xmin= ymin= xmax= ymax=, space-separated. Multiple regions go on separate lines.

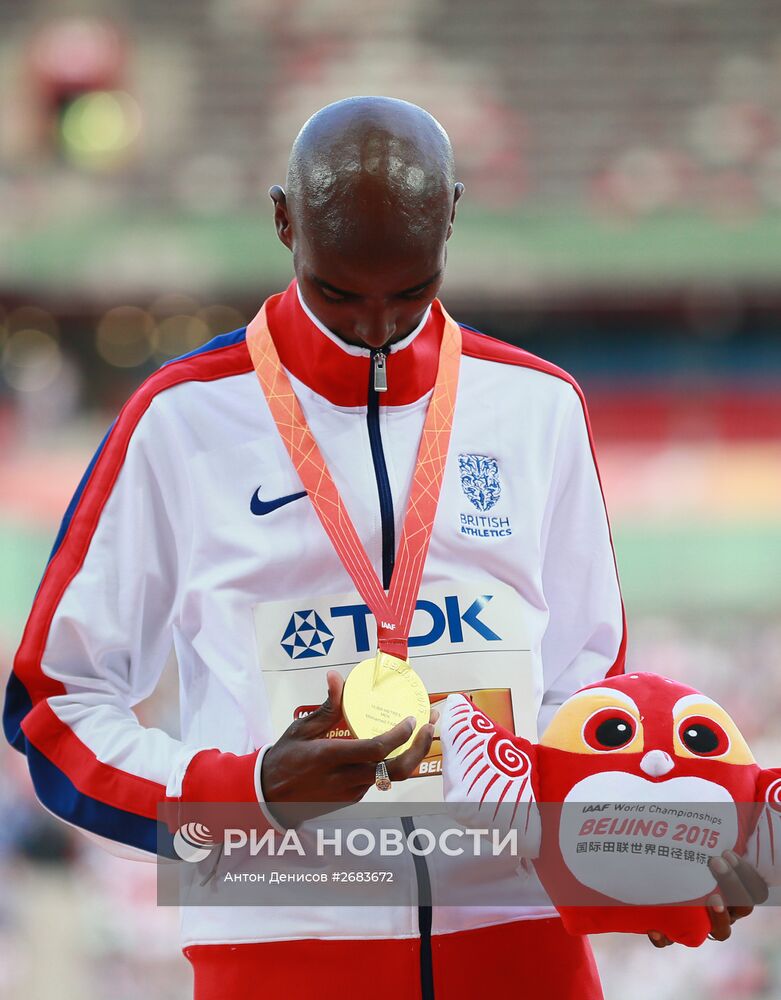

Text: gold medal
xmin=342 ymin=651 xmax=430 ymax=759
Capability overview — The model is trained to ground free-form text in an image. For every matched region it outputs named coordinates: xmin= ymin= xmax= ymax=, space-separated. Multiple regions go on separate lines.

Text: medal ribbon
xmin=246 ymin=298 xmax=461 ymax=661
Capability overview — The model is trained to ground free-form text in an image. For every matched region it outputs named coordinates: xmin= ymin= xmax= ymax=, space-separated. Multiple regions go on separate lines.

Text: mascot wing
xmin=440 ymin=693 xmax=540 ymax=857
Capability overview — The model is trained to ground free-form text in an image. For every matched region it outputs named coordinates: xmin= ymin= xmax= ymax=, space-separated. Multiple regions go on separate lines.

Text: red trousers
xmin=185 ymin=916 xmax=603 ymax=999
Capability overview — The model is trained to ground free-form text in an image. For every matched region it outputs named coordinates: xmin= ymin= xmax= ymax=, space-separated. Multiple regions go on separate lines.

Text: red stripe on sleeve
xmin=21 ymin=701 xmax=163 ymax=818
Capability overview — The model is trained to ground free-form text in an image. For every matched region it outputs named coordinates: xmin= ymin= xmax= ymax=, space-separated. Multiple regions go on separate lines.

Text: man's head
xmin=270 ymin=96 xmax=464 ymax=349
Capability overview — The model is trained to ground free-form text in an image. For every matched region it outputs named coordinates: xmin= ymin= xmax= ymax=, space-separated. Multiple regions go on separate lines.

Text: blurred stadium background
xmin=2 ymin=1 xmax=781 ymax=997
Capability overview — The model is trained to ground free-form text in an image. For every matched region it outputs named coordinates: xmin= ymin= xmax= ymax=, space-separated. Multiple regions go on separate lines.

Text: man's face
xmin=292 ymin=232 xmax=447 ymax=350
xmin=270 ymin=179 xmax=462 ymax=350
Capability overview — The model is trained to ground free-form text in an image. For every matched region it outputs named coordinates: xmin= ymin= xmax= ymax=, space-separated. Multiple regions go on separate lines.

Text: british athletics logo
xmin=459 ymin=453 xmax=501 ymax=511
xmin=458 ymin=453 xmax=512 ymax=538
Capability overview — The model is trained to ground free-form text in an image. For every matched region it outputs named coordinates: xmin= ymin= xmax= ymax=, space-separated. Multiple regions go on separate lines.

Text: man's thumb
xmin=294 ymin=670 xmax=345 ymax=739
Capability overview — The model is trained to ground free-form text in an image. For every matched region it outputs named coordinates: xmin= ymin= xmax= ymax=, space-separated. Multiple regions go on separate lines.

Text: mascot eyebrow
xmin=565 ymin=687 xmax=640 ymax=712
xmin=672 ymin=693 xmax=721 ymax=716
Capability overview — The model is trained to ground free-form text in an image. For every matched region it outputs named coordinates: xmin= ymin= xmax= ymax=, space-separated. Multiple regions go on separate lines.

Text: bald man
xmin=6 ymin=98 xmax=626 ymax=998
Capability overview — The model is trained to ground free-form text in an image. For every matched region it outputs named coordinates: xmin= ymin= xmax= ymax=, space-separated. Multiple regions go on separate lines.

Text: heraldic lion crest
xmin=458 ymin=454 xmax=502 ymax=512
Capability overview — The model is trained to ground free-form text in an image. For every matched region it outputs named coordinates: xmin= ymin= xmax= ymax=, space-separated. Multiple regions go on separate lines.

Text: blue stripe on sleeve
xmin=25 ymin=739 xmax=175 ymax=857
xmin=3 ymin=676 xmax=174 ymax=856
xmin=47 ymin=421 xmax=115 ymax=565
xmin=3 ymin=669 xmax=32 ymax=752
xmin=160 ymin=326 xmax=247 ymax=365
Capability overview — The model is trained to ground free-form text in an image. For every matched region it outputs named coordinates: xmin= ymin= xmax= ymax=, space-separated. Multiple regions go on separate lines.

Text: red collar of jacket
xmin=263 ymin=279 xmax=445 ymax=407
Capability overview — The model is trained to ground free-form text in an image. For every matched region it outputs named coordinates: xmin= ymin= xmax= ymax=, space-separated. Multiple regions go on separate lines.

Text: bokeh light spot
xmin=96 ymin=306 xmax=155 ymax=367
xmin=60 ymin=90 xmax=141 ymax=168
xmin=2 ymin=329 xmax=63 ymax=392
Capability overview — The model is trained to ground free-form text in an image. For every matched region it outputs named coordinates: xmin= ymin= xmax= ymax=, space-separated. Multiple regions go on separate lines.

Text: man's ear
xmin=269 ymin=185 xmax=293 ymax=251
xmin=446 ymin=182 xmax=465 ymax=240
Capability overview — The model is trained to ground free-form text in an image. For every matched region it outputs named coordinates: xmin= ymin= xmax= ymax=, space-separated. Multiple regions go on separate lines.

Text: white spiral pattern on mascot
xmin=470 ymin=712 xmax=495 ymax=734
xmin=766 ymin=778 xmax=781 ymax=813
xmin=488 ymin=735 xmax=530 ymax=777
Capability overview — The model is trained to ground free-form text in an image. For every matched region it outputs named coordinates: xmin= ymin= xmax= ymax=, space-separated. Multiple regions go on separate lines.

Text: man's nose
xmin=355 ymin=309 xmax=396 ymax=349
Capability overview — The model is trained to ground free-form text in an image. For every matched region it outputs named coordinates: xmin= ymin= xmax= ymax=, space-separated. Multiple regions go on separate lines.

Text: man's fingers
xmin=648 ymin=931 xmax=673 ymax=948
xmin=331 ymin=716 xmax=417 ymax=764
xmin=709 ymin=855 xmax=755 ymax=909
xmin=342 ymin=724 xmax=436 ymax=788
xmin=724 ymin=850 xmax=769 ymax=905
xmin=387 ymin=723 xmax=436 ymax=780
xmin=706 ymin=893 xmax=732 ymax=941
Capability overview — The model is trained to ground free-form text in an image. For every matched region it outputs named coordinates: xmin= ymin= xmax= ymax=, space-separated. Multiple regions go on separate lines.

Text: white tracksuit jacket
xmin=4 ymin=279 xmax=626 ymax=949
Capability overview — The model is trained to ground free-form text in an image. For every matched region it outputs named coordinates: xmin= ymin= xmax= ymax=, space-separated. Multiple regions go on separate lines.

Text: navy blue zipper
xmin=367 ymin=350 xmax=396 ymax=589
xmin=367 ymin=349 xmax=435 ymax=1000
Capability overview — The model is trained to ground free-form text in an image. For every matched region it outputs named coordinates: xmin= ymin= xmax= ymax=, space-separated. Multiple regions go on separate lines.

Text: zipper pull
xmin=373 ymin=350 xmax=388 ymax=393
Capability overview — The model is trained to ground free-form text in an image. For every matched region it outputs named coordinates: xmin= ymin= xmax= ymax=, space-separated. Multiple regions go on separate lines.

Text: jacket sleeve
xmin=536 ymin=382 xmax=627 ymax=738
xmin=3 ymin=387 xmax=277 ymax=861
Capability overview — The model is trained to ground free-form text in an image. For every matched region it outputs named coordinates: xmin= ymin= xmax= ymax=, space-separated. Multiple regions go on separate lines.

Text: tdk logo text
xmin=280 ymin=595 xmax=500 ymax=659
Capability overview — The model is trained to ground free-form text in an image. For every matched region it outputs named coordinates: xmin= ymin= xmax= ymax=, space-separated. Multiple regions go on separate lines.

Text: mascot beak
xmin=640 ymin=749 xmax=675 ymax=778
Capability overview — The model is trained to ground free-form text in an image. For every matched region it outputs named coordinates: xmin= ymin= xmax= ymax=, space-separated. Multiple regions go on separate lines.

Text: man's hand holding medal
xmin=260 ymin=668 xmax=438 ymax=827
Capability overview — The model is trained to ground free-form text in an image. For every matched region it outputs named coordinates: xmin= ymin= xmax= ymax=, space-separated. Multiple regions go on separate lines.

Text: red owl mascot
xmin=441 ymin=672 xmax=780 ymax=946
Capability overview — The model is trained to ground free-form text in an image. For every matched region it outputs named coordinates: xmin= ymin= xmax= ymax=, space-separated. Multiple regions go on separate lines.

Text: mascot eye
xmin=583 ymin=708 xmax=636 ymax=751
xmin=678 ymin=715 xmax=730 ymax=757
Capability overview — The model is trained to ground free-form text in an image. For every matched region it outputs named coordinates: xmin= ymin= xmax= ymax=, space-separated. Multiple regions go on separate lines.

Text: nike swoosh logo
xmin=250 ymin=486 xmax=307 ymax=516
